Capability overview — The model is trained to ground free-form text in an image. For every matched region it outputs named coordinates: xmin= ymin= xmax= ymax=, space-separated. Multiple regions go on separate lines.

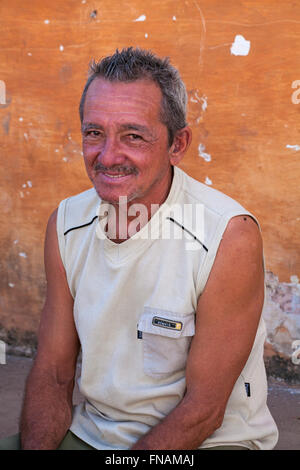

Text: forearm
xmin=20 ymin=366 xmax=74 ymax=450
xmin=131 ymin=393 xmax=224 ymax=450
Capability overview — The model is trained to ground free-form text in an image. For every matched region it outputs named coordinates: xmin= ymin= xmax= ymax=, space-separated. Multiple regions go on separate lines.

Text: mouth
xmin=94 ymin=165 xmax=137 ymax=182
xmin=102 ymin=172 xmax=130 ymax=179
xmin=96 ymin=170 xmax=136 ymax=184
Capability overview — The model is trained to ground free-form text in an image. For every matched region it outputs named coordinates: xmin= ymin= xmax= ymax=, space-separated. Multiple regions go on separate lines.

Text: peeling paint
xmin=264 ymin=271 xmax=300 ymax=359
xmin=198 ymin=143 xmax=211 ymax=162
xmin=90 ymin=10 xmax=97 ymax=19
xmin=2 ymin=113 xmax=10 ymax=134
xmin=230 ymin=35 xmax=251 ymax=56
xmin=134 ymin=14 xmax=146 ymax=22
xmin=22 ymin=181 xmax=32 ymax=189
xmin=188 ymin=90 xmax=208 ymax=125
xmin=286 ymin=144 xmax=300 ymax=151
xmin=0 ymin=80 xmax=5 ymax=105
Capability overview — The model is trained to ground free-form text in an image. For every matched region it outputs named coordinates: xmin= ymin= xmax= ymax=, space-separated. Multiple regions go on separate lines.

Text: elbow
xmin=199 ymin=404 xmax=225 ymax=437
xmin=212 ymin=407 xmax=225 ymax=432
xmin=182 ymin=393 xmax=226 ymax=443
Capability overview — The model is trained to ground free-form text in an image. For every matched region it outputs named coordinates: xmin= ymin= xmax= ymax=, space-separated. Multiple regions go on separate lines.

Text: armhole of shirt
xmin=56 ymin=197 xmax=68 ymax=270
xmin=195 ymin=210 xmax=261 ymax=299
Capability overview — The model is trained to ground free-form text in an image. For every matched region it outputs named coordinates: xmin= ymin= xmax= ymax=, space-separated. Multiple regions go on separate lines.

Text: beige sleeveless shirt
xmin=57 ymin=166 xmax=278 ymax=450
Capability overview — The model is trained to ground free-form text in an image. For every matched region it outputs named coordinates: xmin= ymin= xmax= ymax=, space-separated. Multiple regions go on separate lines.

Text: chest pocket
xmin=137 ymin=307 xmax=195 ymax=377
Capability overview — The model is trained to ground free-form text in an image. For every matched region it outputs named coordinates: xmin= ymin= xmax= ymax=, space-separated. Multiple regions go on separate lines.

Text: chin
xmin=94 ymin=188 xmax=136 ymax=205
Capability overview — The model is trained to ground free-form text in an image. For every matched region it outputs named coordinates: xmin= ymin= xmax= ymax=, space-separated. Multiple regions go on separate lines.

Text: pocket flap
xmin=138 ymin=307 xmax=195 ymax=338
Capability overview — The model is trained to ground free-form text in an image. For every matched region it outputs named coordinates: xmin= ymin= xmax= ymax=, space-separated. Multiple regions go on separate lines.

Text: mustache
xmin=94 ymin=163 xmax=138 ymax=175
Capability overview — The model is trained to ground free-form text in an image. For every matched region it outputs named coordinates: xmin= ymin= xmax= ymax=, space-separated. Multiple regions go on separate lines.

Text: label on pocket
xmin=152 ymin=316 xmax=183 ymax=331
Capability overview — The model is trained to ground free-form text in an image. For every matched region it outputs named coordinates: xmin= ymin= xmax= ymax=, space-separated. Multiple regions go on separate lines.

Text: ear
xmin=168 ymin=126 xmax=192 ymax=166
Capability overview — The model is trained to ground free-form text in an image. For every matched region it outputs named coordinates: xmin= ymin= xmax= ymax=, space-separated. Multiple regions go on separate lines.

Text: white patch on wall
xmin=189 ymin=91 xmax=208 ymax=125
xmin=230 ymin=35 xmax=251 ymax=56
xmin=286 ymin=144 xmax=300 ymax=151
xmin=205 ymin=176 xmax=212 ymax=185
xmin=200 ymin=95 xmax=208 ymax=112
xmin=198 ymin=143 xmax=211 ymax=162
xmin=19 ymin=252 xmax=27 ymax=258
xmin=190 ymin=91 xmax=207 ymax=112
xmin=22 ymin=181 xmax=32 ymax=189
xmin=134 ymin=14 xmax=146 ymax=21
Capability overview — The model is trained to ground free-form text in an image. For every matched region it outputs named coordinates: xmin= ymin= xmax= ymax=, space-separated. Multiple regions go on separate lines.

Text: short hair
xmin=79 ymin=47 xmax=188 ymax=146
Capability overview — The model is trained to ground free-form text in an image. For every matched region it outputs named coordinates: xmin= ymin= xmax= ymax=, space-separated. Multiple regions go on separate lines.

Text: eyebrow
xmin=81 ymin=122 xmax=102 ymax=133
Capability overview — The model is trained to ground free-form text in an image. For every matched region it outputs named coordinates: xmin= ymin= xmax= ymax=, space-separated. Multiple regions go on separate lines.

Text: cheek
xmin=82 ymin=143 xmax=97 ymax=166
xmin=82 ymin=153 xmax=96 ymax=179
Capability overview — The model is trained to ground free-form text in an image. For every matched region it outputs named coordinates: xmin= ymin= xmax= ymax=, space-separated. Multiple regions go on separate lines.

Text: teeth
xmin=104 ymin=173 xmax=126 ymax=178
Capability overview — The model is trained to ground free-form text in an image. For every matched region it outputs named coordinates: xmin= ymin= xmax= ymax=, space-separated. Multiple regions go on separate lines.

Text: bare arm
xmin=132 ymin=215 xmax=264 ymax=449
xmin=20 ymin=209 xmax=80 ymax=450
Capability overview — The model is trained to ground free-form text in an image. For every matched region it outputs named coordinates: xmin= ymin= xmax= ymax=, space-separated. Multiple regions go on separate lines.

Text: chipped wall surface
xmin=0 ymin=1 xmax=299 ymax=377
xmin=264 ymin=272 xmax=300 ymax=382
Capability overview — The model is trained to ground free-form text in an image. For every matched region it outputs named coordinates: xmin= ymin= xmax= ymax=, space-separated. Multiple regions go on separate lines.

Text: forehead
xmin=83 ymin=78 xmax=163 ymax=124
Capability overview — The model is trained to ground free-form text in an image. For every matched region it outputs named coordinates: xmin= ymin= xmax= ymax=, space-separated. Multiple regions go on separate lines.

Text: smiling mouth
xmin=95 ymin=164 xmax=137 ymax=180
xmin=99 ymin=172 xmax=135 ymax=180
xmin=103 ymin=172 xmax=130 ymax=178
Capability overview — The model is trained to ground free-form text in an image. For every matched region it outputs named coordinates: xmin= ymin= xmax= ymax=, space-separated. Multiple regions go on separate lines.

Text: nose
xmin=96 ymin=136 xmax=125 ymax=169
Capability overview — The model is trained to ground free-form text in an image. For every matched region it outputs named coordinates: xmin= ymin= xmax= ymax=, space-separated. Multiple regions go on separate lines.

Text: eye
xmin=127 ymin=133 xmax=143 ymax=141
xmin=84 ymin=130 xmax=104 ymax=141
xmin=87 ymin=130 xmax=101 ymax=137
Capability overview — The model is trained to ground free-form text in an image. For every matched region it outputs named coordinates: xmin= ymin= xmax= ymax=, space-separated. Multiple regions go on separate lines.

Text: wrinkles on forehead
xmin=84 ymin=78 xmax=162 ymax=117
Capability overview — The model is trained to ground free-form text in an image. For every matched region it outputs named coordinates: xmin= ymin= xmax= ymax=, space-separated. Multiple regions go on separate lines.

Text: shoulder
xmin=177 ymin=167 xmax=249 ymax=217
xmin=175 ymin=167 xmax=260 ymax=248
xmin=221 ymin=214 xmax=263 ymax=260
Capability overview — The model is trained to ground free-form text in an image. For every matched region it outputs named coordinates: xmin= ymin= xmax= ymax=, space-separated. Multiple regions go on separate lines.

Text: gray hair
xmin=79 ymin=47 xmax=188 ymax=146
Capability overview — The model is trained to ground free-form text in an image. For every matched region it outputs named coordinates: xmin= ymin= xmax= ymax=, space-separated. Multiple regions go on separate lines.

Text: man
xmin=1 ymin=47 xmax=278 ymax=450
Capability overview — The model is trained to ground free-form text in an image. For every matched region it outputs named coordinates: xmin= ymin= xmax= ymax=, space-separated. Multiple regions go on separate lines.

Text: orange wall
xmin=0 ymin=0 xmax=299 ymax=338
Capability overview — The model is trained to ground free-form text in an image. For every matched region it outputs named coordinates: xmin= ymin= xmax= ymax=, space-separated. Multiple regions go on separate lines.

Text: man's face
xmin=81 ymin=78 xmax=173 ymax=208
